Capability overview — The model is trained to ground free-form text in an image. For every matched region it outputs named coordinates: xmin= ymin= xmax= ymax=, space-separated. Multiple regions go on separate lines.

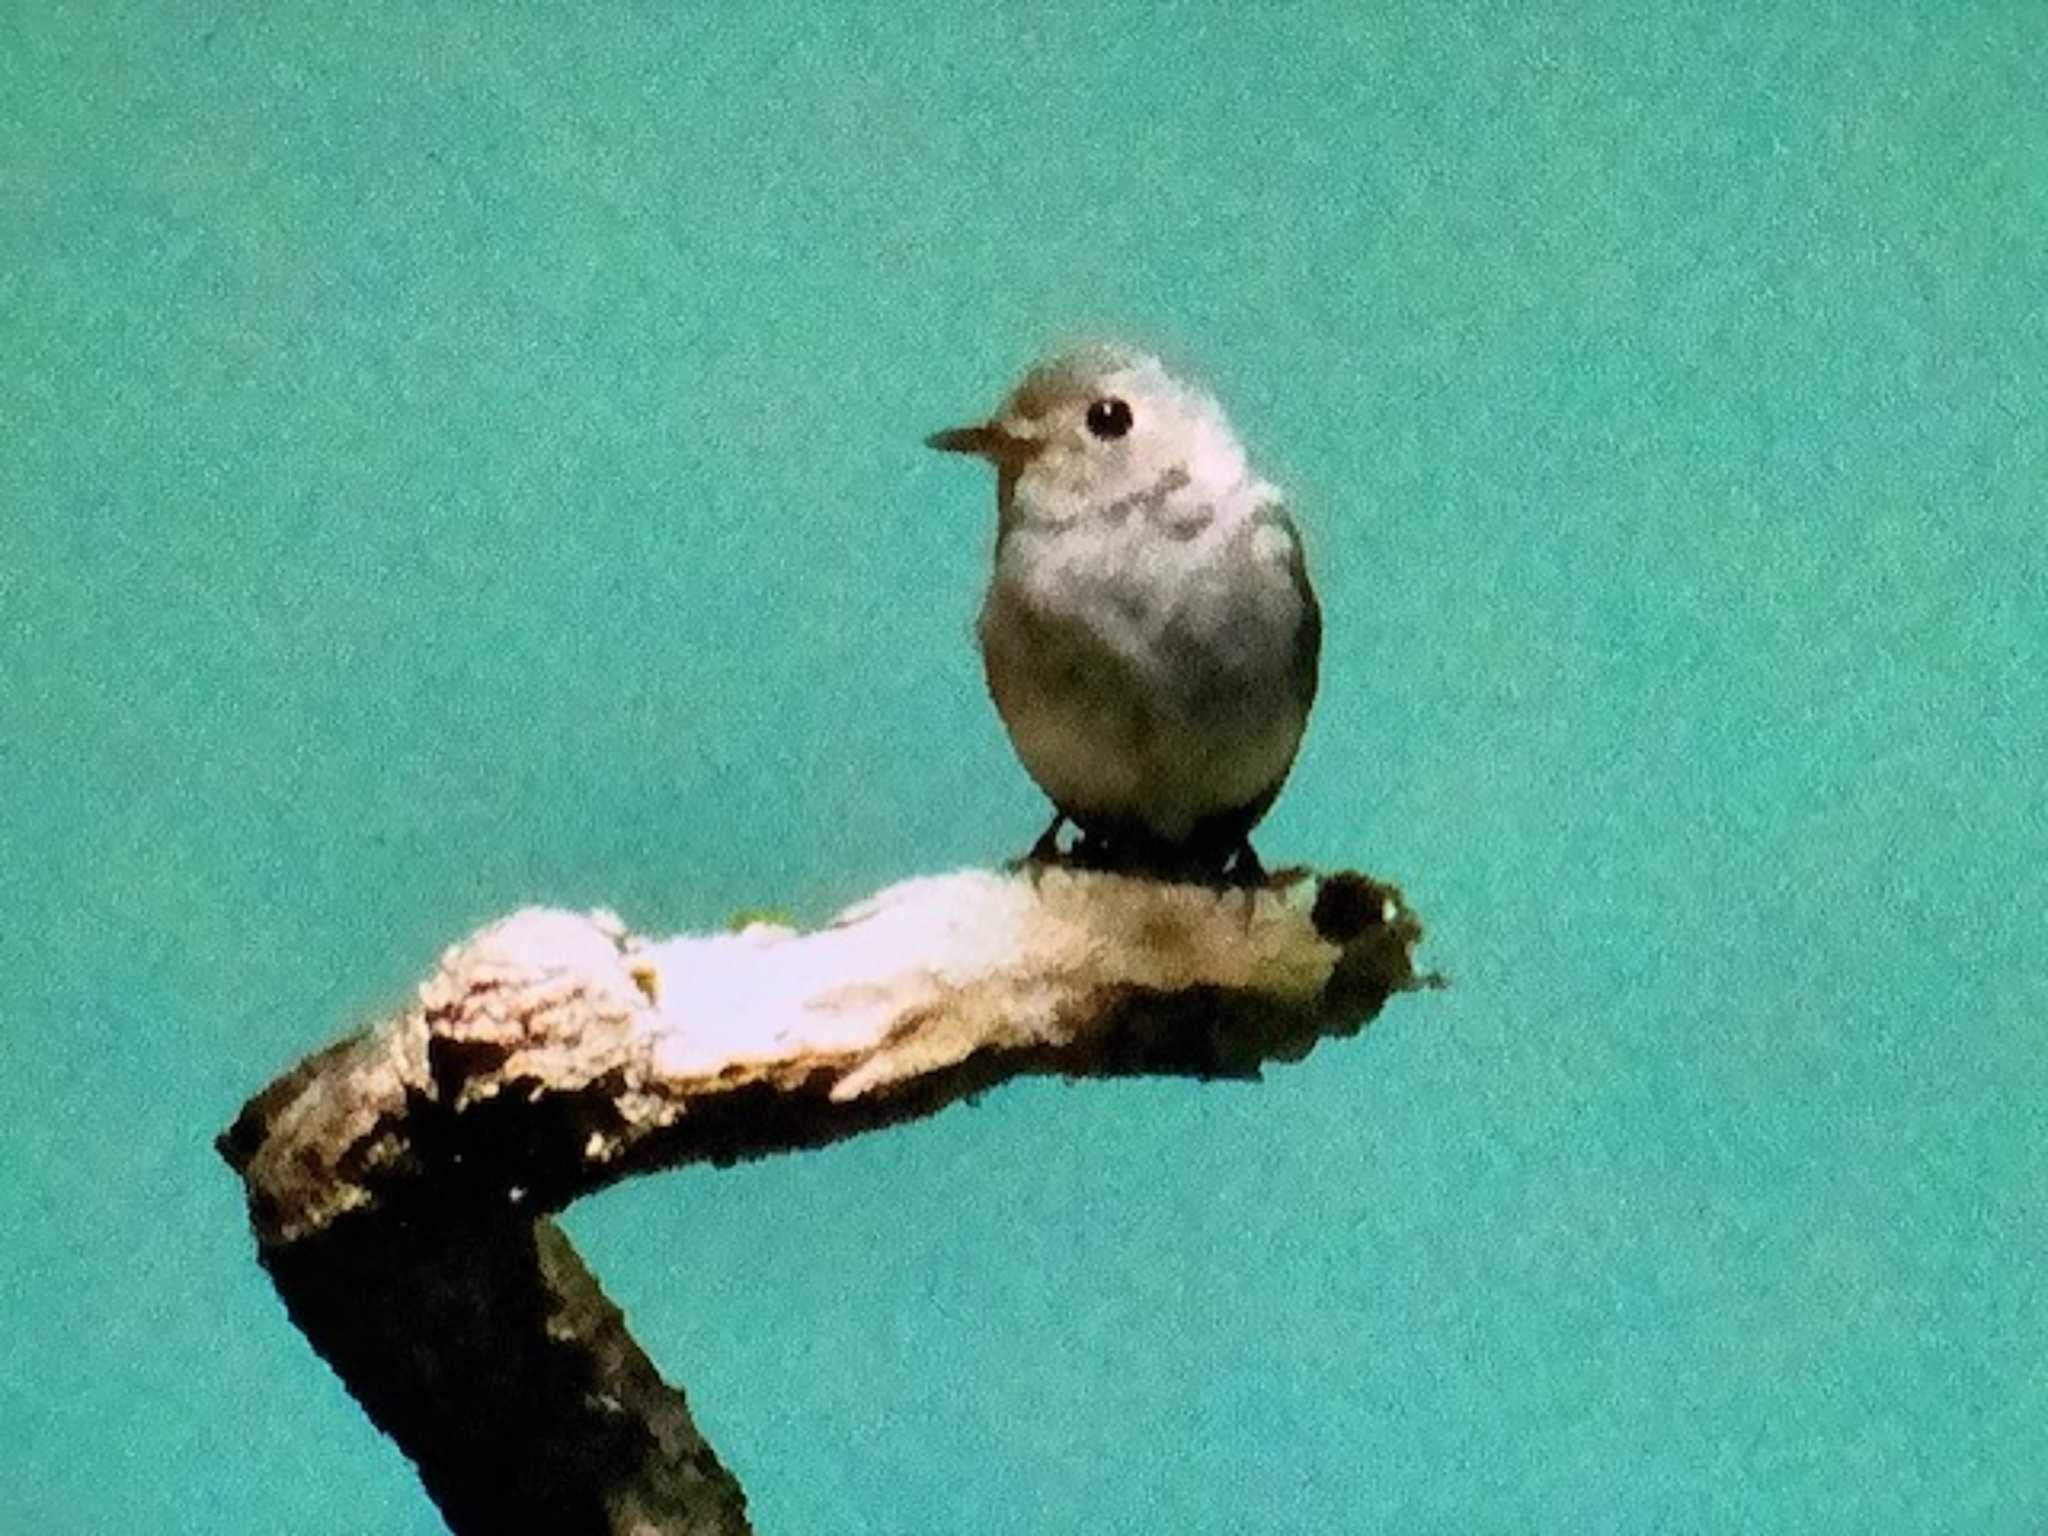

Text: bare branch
xmin=219 ymin=864 xmax=1431 ymax=1534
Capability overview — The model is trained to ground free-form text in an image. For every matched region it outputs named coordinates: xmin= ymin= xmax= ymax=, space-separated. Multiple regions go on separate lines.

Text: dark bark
xmin=258 ymin=1211 xmax=747 ymax=1534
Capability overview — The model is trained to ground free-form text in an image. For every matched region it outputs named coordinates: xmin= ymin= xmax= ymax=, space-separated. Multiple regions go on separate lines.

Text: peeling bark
xmin=220 ymin=864 xmax=1432 ymax=1534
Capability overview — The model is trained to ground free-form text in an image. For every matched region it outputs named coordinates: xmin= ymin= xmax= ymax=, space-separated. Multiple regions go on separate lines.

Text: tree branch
xmin=219 ymin=864 xmax=1432 ymax=1534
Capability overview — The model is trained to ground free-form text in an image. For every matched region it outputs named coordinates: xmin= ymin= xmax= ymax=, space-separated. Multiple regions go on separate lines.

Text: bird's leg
xmin=1225 ymin=839 xmax=1269 ymax=889
xmin=1028 ymin=812 xmax=1068 ymax=863
xmin=1008 ymin=811 xmax=1069 ymax=875
xmin=1066 ymin=827 xmax=1123 ymax=873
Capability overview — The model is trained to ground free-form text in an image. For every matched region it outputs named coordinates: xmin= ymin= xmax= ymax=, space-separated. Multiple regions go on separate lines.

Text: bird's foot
xmin=1006 ymin=813 xmax=1071 ymax=880
xmin=1221 ymin=846 xmax=1316 ymax=932
xmin=1222 ymin=840 xmax=1269 ymax=889
xmin=1010 ymin=823 xmax=1300 ymax=897
xmin=1218 ymin=843 xmax=1318 ymax=894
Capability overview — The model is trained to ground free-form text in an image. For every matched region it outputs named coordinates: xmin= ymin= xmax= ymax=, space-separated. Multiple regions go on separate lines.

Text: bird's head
xmin=928 ymin=345 xmax=1249 ymax=531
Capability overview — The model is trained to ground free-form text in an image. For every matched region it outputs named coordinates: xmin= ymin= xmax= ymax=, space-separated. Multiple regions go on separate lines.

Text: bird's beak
xmin=926 ymin=420 xmax=1027 ymax=461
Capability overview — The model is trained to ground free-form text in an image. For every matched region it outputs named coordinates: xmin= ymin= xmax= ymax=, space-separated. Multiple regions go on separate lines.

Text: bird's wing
xmin=1251 ymin=501 xmax=1322 ymax=713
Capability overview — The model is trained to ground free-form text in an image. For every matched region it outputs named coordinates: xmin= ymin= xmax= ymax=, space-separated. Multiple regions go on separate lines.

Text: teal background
xmin=5 ymin=2 xmax=2043 ymax=1530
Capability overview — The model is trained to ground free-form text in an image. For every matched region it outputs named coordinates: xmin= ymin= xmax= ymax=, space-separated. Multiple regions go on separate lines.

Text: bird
xmin=928 ymin=343 xmax=1320 ymax=885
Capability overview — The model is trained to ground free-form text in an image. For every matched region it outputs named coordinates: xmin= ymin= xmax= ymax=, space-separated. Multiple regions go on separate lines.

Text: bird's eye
xmin=1085 ymin=397 xmax=1133 ymax=440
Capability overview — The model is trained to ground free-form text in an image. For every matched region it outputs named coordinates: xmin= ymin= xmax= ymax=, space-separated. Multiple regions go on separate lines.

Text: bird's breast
xmin=994 ymin=522 xmax=1299 ymax=692
xmin=976 ymin=520 xmax=1311 ymax=837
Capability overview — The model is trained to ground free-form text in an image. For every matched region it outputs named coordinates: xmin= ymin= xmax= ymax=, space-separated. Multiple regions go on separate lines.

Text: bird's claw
xmin=1008 ymin=813 xmax=1071 ymax=886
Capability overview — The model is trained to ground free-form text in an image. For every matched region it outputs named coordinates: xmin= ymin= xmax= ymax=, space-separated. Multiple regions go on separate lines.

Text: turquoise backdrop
xmin=5 ymin=3 xmax=2043 ymax=1530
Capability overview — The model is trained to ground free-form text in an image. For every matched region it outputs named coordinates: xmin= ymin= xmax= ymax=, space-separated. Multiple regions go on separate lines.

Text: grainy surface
xmin=219 ymin=865 xmax=1426 ymax=1535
